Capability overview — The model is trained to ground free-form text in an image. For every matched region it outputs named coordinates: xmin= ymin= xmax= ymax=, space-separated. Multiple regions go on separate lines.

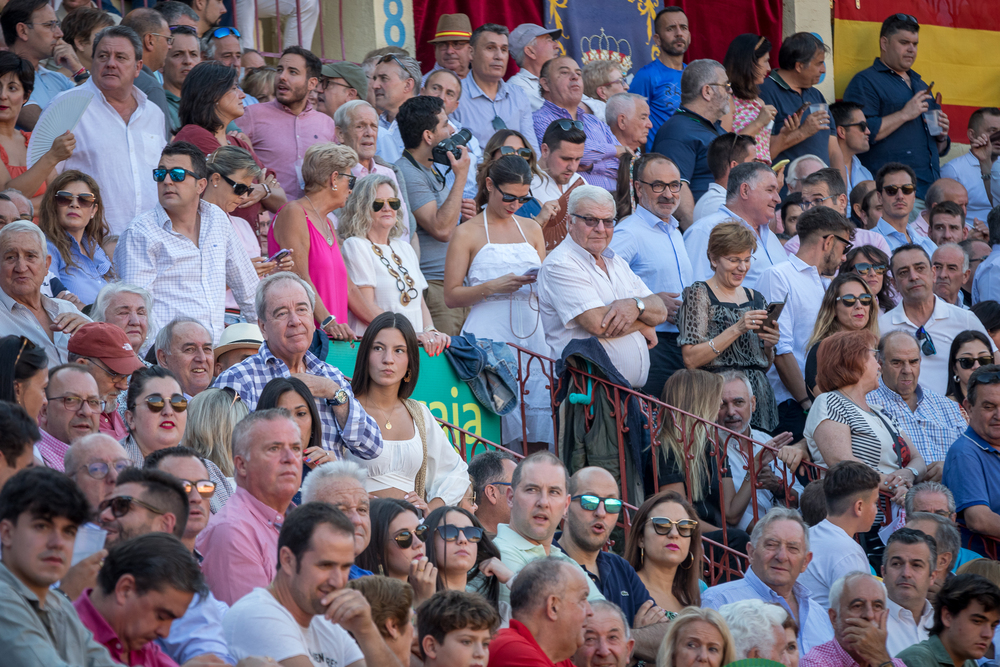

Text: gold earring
xmin=640 ymin=546 xmax=644 ymax=563
xmin=404 ymin=369 xmax=411 ymax=382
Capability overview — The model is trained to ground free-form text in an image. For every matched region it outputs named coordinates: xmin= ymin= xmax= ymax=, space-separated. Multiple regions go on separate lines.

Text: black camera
xmin=432 ymin=128 xmax=472 ymax=166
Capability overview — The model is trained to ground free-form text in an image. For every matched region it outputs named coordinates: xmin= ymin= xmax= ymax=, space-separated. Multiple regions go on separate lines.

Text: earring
xmin=332 ymin=184 xmax=337 ymax=191
xmin=954 ymin=375 xmax=960 ymax=382
xmin=640 ymin=546 xmax=644 ymax=564
xmin=404 ymin=370 xmax=411 ymax=382
xmin=681 ymin=551 xmax=694 ymax=569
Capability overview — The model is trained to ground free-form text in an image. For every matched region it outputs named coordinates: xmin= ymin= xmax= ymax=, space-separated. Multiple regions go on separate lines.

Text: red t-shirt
xmin=487 ymin=619 xmax=576 ymax=667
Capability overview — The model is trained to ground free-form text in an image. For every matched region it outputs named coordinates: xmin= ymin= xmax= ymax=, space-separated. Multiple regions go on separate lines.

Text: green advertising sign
xmin=325 ymin=340 xmax=502 ymax=458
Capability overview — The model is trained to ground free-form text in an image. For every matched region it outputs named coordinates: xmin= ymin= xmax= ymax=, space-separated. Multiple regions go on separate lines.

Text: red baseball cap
xmin=68 ymin=323 xmax=146 ymax=375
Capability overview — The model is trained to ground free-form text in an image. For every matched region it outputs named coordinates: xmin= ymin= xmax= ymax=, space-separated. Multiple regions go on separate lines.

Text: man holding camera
xmin=395 ymin=95 xmax=474 ymax=335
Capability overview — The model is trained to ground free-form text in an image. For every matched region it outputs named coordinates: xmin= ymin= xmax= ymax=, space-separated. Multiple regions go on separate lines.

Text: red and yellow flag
xmin=834 ymin=1 xmax=1000 ymax=142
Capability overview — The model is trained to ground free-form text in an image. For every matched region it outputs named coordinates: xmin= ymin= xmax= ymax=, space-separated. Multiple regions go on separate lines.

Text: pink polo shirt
xmin=98 ymin=410 xmax=127 ymax=441
xmin=195 ymin=486 xmax=286 ymax=605
xmin=73 ymin=589 xmax=179 ymax=667
xmin=240 ymin=99 xmax=337 ymax=200
xmin=37 ymin=429 xmax=70 ymax=472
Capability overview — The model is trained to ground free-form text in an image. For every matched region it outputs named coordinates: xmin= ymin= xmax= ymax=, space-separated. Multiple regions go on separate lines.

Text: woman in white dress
xmin=339 ymin=174 xmax=448 ymax=356
xmin=443 ymin=155 xmax=553 ymax=452
xmin=347 ymin=312 xmax=470 ymax=512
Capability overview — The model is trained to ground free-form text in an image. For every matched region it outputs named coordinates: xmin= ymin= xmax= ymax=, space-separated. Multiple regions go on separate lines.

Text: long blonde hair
xmin=658 ymin=369 xmax=725 ymax=502
xmin=806 ymin=273 xmax=880 ymax=351
xmin=337 ymin=174 xmax=406 ymax=242
xmin=180 ymin=387 xmax=248 ymax=476
xmin=656 ymin=607 xmax=737 ymax=667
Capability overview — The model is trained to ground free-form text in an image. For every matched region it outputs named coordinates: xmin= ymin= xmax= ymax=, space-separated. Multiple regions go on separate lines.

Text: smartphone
xmin=522 ymin=267 xmax=539 ymax=278
xmin=761 ymin=300 xmax=785 ymax=329
xmin=771 ymin=159 xmax=790 ymax=173
xmin=267 ymin=248 xmax=291 ymax=263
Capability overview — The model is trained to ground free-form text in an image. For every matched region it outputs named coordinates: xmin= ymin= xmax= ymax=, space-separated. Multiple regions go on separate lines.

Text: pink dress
xmin=732 ymin=97 xmax=772 ymax=163
xmin=268 ymin=203 xmax=349 ymax=325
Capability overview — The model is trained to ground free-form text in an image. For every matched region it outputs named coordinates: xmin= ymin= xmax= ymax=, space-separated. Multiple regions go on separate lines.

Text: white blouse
xmin=345 ymin=402 xmax=470 ymax=505
xmin=342 ymin=236 xmax=428 ymax=336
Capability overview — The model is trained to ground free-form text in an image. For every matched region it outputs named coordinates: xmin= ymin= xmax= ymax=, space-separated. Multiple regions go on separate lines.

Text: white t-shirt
xmin=341 ymin=236 xmax=428 ymax=336
xmin=798 ymin=518 xmax=872 ymax=608
xmin=223 ymin=587 xmax=365 ymax=667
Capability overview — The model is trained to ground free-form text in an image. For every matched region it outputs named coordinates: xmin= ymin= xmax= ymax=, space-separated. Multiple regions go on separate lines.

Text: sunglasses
xmin=372 ymin=198 xmax=401 ymax=212
xmin=571 ymin=213 xmax=614 ymax=228
xmin=882 ymin=184 xmax=916 ymax=196
xmin=98 ymin=495 xmax=165 ymax=519
xmin=553 ymin=119 xmax=585 ymax=132
xmin=78 ymin=459 xmax=132 ymax=480
xmin=650 ymin=517 xmax=699 ymax=537
xmin=836 ymin=293 xmax=873 ymax=307
xmin=436 ymin=524 xmax=484 ymax=542
xmin=492 ymin=116 xmax=507 ymax=131
xmin=853 ymin=262 xmax=887 ymax=276
xmin=220 ymin=173 xmax=252 ymax=196
xmin=170 ymin=25 xmax=198 ymax=35
xmin=336 ymin=172 xmax=357 ymax=190
xmin=840 ymin=120 xmax=869 ymax=133
xmin=499 ymin=146 xmax=533 ymax=160
xmin=211 ymin=27 xmax=241 ymax=39
xmin=494 ymin=186 xmax=533 ymax=205
xmin=178 ymin=479 xmax=216 ymax=497
xmin=54 ymin=191 xmax=96 ymax=207
xmin=957 ymin=356 xmax=995 ymax=370
xmin=573 ymin=494 xmax=624 ymax=513
xmin=153 ymin=167 xmax=199 ymax=183
xmin=393 ymin=525 xmax=429 ymax=548
xmin=143 ymin=393 xmax=189 ymax=413
xmin=916 ymin=326 xmax=936 ymax=356
xmin=893 ymin=13 xmax=919 ymax=26
xmin=824 ymin=233 xmax=853 ymax=253
xmin=970 ymin=369 xmax=1000 ymax=390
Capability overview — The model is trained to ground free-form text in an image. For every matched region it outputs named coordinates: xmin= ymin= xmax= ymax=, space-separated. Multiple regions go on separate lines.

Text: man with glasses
xmin=831 ymin=101 xmax=874 ymax=194
xmin=68 ymin=322 xmax=145 ymax=439
xmin=37 ymin=364 xmax=101 ymax=471
xmin=120 ymin=9 xmax=171 ymax=133
xmin=116 ymin=142 xmax=258 ymax=345
xmin=880 ymin=244 xmax=995 ymax=394
xmin=318 ymin=61 xmax=365 ymax=120
xmin=874 ymin=162 xmax=938 ymax=257
xmin=467 ymin=450 xmax=517 ymax=538
xmin=844 ymin=14 xmax=950 ymax=203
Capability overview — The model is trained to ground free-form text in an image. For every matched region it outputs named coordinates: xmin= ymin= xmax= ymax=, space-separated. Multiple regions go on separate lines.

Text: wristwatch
xmin=633 ymin=296 xmax=645 ymax=316
xmin=905 ymin=466 xmax=919 ymax=479
xmin=321 ymin=315 xmax=335 ymax=329
xmin=326 ymin=389 xmax=349 ymax=407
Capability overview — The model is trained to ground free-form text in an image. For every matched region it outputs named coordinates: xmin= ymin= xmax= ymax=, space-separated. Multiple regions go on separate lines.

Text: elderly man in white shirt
xmin=56 ymin=26 xmax=166 ymax=235
xmin=882 ymin=528 xmax=937 ymax=657
xmin=0 ymin=221 xmax=88 ymax=367
xmin=537 ymin=185 xmax=667 ymax=388
xmin=115 ymin=142 xmax=258 ymax=346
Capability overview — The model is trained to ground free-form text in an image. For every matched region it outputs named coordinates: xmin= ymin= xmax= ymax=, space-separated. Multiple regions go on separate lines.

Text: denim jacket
xmin=444 ymin=333 xmax=519 ymax=416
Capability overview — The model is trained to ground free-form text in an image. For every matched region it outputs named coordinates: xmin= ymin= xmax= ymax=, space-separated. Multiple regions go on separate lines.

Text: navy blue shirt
xmin=554 ymin=535 xmax=653 ymax=624
xmin=843 ymin=58 xmax=943 ymax=199
xmin=759 ymin=71 xmax=833 ymax=167
xmin=652 ymin=107 xmax=723 ymax=202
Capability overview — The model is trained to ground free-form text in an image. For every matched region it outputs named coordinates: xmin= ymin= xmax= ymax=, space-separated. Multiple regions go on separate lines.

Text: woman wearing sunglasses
xmin=338 ymin=174 xmax=448 ymax=354
xmin=38 ymin=170 xmax=114 ymax=305
xmin=179 ymin=387 xmax=246 ymax=512
xmin=122 ymin=366 xmax=188 ymax=467
xmin=0 ymin=334 xmax=47 ymax=424
xmin=803 ymin=274 xmax=880 ymax=400
xmin=356 ymin=498 xmax=439 ymax=607
xmin=946 ymin=330 xmax=994 ymax=413
xmin=444 ymin=155 xmax=552 ymax=452
xmin=476 ymin=130 xmax=548 ymax=221
xmin=624 ymin=490 xmax=703 ymax=618
xmin=841 ymin=245 xmax=896 ymax=312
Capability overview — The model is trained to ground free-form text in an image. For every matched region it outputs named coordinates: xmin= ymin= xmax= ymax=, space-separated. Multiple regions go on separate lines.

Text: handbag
xmin=402 ymin=398 xmax=429 ymax=501
xmin=868 ymin=406 xmax=912 ymax=468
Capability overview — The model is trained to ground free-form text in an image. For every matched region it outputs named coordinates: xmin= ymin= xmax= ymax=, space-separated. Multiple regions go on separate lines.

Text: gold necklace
xmin=365 ymin=398 xmax=395 ymax=430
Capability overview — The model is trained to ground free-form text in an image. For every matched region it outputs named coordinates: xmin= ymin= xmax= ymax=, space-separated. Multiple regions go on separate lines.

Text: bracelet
xmin=261 ymin=182 xmax=271 ymax=196
xmin=708 ymin=338 xmax=721 ymax=355
xmin=72 ymin=67 xmax=86 ymax=78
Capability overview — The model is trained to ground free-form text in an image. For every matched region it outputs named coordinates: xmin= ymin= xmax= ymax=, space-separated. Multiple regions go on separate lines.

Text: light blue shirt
xmin=847 ymin=154 xmax=873 ymax=193
xmin=46 ymin=236 xmax=111 ymax=306
xmin=610 ymin=206 xmax=693 ymax=333
xmin=25 ymin=67 xmax=73 ymax=110
xmin=375 ymin=112 xmax=403 ymax=165
xmin=158 ymin=591 xmax=236 ymax=665
xmin=701 ymin=565 xmax=834 ymax=655
xmin=973 ymin=245 xmax=1000 ymax=305
xmin=682 ymin=204 xmax=789 ymax=289
xmin=874 ymin=218 xmax=938 ymax=256
xmin=453 ymin=74 xmax=539 ymax=154
xmin=941 ymin=151 xmax=992 ymax=225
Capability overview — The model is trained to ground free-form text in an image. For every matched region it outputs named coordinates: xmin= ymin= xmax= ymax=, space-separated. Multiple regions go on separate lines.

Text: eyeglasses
xmin=570 ymin=213 xmax=614 ymax=228
xmin=321 ymin=78 xmax=351 ymax=91
xmin=149 ymin=32 xmax=173 ymax=45
xmin=707 ymin=82 xmax=733 ymax=94
xmin=840 ymin=120 xmax=869 ymax=133
xmin=13 ymin=335 xmax=29 ymax=366
xmin=143 ymin=393 xmax=188 ymax=413
xmin=824 ymin=233 xmax=853 ymax=253
xmin=435 ymin=524 xmax=484 ymax=543
xmin=334 ymin=172 xmax=357 ymax=190
xmin=25 ymin=20 xmax=60 ymax=30
xmin=219 ymin=173 xmax=252 ymax=196
xmin=54 ymin=191 xmax=96 ymax=208
xmin=494 ymin=186 xmax=533 ymax=205
xmin=893 ymin=13 xmax=919 ymax=26
xmin=836 ymin=293 xmax=873 ymax=307
xmin=649 ymin=517 xmax=699 ymax=537
xmin=372 ymin=198 xmax=401 ymax=212
xmin=553 ymin=119 xmax=585 ymax=132
xmin=636 ymin=179 xmax=682 ymax=194
xmin=393 ymin=525 xmax=429 ymax=548
xmin=499 ymin=146 xmax=533 ymax=160
xmin=178 ymin=479 xmax=217 ymax=497
xmin=153 ymin=167 xmax=200 ymax=183
xmin=882 ymin=184 xmax=916 ymax=196
xmin=800 ymin=195 xmax=835 ymax=210
xmin=210 ymin=27 xmax=241 ymax=39
xmin=957 ymin=356 xmax=995 ymax=370
xmin=77 ymin=460 xmax=132 ymax=480
xmin=85 ymin=357 xmax=128 ymax=383
xmin=170 ymin=25 xmax=198 ymax=35
xmin=98 ymin=495 xmax=165 ymax=519
xmin=48 ymin=394 xmax=106 ymax=413
xmin=572 ymin=494 xmax=624 ymax=513
xmin=916 ymin=326 xmax=936 ymax=356
xmin=852 ymin=262 xmax=887 ymax=276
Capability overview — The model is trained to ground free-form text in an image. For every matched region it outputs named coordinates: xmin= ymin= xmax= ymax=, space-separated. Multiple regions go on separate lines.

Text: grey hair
xmin=583 ymin=60 xmax=622 ymax=98
xmin=92 ymin=282 xmax=156 ymax=347
xmin=301 ymin=460 xmax=368 ymax=503
xmin=719 ymin=599 xmax=786 ymax=660
xmin=726 ymin=161 xmax=775 ymax=201
xmin=750 ymin=506 xmax=810 ymax=552
xmin=255 ymin=271 xmax=316 ymax=323
xmin=92 ymin=25 xmax=143 ymax=63
xmin=333 ymin=99 xmax=377 ymax=132
xmin=0 ymin=220 xmax=47 ymax=258
xmin=933 ymin=242 xmax=970 ymax=273
xmin=568 ymin=184 xmax=615 ymax=218
xmin=0 ymin=188 xmax=32 ymax=217
xmin=907 ymin=511 xmax=960 ymax=562
xmin=231 ymin=407 xmax=293 ymax=461
xmin=604 ymin=92 xmax=644 ymax=126
xmin=589 ymin=599 xmax=632 ymax=640
xmin=381 ymin=54 xmax=422 ymax=88
xmin=154 ymin=1 xmax=200 ymax=26
xmin=719 ymin=369 xmax=754 ymax=399
xmin=510 ymin=557 xmax=573 ymax=616
xmin=206 ymin=145 xmax=262 ymax=180
xmin=337 ymin=174 xmax=405 ymax=242
xmin=302 ymin=142 xmax=358 ymax=192
xmin=829 ymin=571 xmax=886 ymax=612
xmin=787 ymin=154 xmax=827 ymax=189
xmin=680 ymin=59 xmax=725 ymax=105
xmin=904 ymin=481 xmax=956 ymax=516
xmin=180 ymin=387 xmax=248 ymax=477
xmin=154 ymin=316 xmax=209 ymax=359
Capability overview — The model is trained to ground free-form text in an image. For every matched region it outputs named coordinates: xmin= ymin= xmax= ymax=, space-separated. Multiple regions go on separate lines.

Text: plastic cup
xmin=71 ymin=523 xmax=107 ymax=566
xmin=808 ymin=102 xmax=828 ymax=115
xmin=923 ymin=110 xmax=942 ymax=136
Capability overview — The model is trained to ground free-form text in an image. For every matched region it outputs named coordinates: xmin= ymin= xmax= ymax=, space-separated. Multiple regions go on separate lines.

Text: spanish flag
xmin=834 ymin=1 xmax=1000 ymax=142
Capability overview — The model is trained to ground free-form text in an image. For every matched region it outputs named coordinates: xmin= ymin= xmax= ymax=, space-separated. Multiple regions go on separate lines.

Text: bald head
xmin=65 ymin=433 xmax=131 ymax=514
xmin=568 ymin=466 xmax=618 ymax=496
xmin=926 ymin=178 xmax=968 ymax=216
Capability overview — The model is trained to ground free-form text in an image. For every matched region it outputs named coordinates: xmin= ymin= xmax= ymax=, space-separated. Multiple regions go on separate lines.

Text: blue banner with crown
xmin=545 ymin=0 xmax=658 ymax=77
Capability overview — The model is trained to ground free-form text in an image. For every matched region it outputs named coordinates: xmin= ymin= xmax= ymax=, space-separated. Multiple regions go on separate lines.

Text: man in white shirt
xmin=223 ymin=502 xmax=401 ymax=667
xmin=683 ymin=161 xmax=787 ymax=287
xmin=880 ymin=244 xmax=996 ymax=394
xmin=56 ymin=26 xmax=167 ymax=235
xmin=692 ymin=133 xmax=756 ymax=223
xmin=830 ymin=101 xmax=873 ymax=194
xmin=941 ymin=107 xmax=1000 ymax=226
xmin=605 ymin=92 xmax=653 ymax=157
xmin=799 ymin=461 xmax=879 ymax=608
xmin=537 ymin=185 xmax=667 ymax=388
xmin=882 ymin=528 xmax=937 ymax=656
xmin=507 ymin=23 xmax=562 ymax=112
xmin=757 ymin=206 xmax=852 ymax=437
xmin=115 ymin=142 xmax=258 ymax=345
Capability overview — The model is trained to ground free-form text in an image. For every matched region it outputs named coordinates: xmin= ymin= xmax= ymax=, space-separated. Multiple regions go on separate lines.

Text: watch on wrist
xmin=633 ymin=296 xmax=645 ymax=316
xmin=321 ymin=315 xmax=335 ymax=329
xmin=327 ymin=389 xmax=349 ymax=407
xmin=905 ymin=466 xmax=919 ymax=479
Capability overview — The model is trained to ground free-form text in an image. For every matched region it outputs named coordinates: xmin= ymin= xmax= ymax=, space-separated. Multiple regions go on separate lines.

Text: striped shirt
xmin=531 ymin=100 xmax=621 ymax=192
xmin=805 ymin=390 xmax=904 ymax=476
xmin=866 ymin=379 xmax=966 ymax=463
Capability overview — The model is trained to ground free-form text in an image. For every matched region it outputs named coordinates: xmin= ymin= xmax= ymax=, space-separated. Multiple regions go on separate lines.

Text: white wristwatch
xmin=633 ymin=296 xmax=645 ymax=316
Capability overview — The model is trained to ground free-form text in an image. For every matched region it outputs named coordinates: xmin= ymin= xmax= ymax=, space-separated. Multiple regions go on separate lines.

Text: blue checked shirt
xmin=866 ymin=378 xmax=966 ymax=463
xmin=213 ymin=341 xmax=383 ymax=459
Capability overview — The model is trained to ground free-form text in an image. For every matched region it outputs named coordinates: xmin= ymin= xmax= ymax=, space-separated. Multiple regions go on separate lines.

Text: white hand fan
xmin=26 ymin=89 xmax=94 ymax=168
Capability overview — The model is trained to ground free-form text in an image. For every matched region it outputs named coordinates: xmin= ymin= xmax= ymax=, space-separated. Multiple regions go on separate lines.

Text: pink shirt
xmin=801 ymin=639 xmax=905 ymax=667
xmin=74 ymin=589 xmax=179 ymax=667
xmin=240 ymin=100 xmax=337 ymax=200
xmin=38 ymin=429 xmax=70 ymax=472
xmin=226 ymin=214 xmax=262 ymax=311
xmin=195 ymin=487 xmax=285 ymax=605
xmin=98 ymin=410 xmax=127 ymax=441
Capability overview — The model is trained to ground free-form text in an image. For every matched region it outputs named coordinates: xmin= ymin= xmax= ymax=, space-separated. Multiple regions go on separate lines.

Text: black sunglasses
xmin=882 ymin=184 xmax=916 ymax=196
xmin=650 ymin=517 xmax=699 ymax=537
xmin=916 ymin=326 xmax=936 ymax=356
xmin=893 ymin=13 xmax=919 ymax=27
xmin=372 ymin=198 xmax=401 ymax=212
xmin=837 ymin=293 xmax=873 ymax=307
xmin=957 ymin=356 xmax=995 ymax=370
xmin=336 ymin=172 xmax=357 ymax=190
xmin=143 ymin=393 xmax=188 ymax=413
xmin=170 ymin=25 xmax=199 ymax=35
xmin=553 ymin=119 xmax=585 ymax=132
xmin=494 ymin=185 xmax=532 ymax=205
xmin=853 ymin=262 xmax=887 ymax=276
xmin=393 ymin=524 xmax=429 ymax=548
xmin=98 ymin=495 xmax=165 ymax=519
xmin=435 ymin=524 xmax=484 ymax=543
xmin=499 ymin=146 xmax=532 ymax=160
xmin=572 ymin=494 xmax=624 ymax=513
xmin=220 ymin=173 xmax=252 ymax=196
xmin=840 ymin=120 xmax=869 ymax=133
xmin=492 ymin=116 xmax=507 ymax=131
xmin=825 ymin=233 xmax=853 ymax=253
xmin=153 ymin=167 xmax=199 ymax=183
xmin=969 ymin=370 xmax=1000 ymax=394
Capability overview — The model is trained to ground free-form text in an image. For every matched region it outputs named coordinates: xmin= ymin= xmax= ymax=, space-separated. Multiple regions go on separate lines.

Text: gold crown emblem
xmin=579 ymin=28 xmax=633 ymax=75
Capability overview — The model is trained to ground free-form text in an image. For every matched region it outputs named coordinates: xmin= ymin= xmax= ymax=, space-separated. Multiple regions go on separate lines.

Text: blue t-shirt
xmin=942 ymin=427 xmax=1000 ymax=555
xmin=630 ymin=59 xmax=685 ymax=152
xmin=349 ymin=564 xmax=372 ymax=579
xmin=759 ymin=71 xmax=834 ymax=167
xmin=651 ymin=107 xmax=723 ymax=202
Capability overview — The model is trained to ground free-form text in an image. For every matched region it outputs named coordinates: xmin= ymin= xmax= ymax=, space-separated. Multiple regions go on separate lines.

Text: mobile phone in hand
xmin=267 ymin=248 xmax=291 ymax=263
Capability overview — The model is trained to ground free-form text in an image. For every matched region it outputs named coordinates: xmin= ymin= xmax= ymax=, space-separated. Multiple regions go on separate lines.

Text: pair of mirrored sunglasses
xmin=178 ymin=479 xmax=216 ymax=497
xmin=650 ymin=517 xmax=699 ymax=537
xmin=153 ymin=167 xmax=199 ymax=183
xmin=853 ymin=262 xmax=887 ymax=276
xmin=836 ymin=293 xmax=874 ymax=307
xmin=436 ymin=524 xmax=484 ymax=542
xmin=499 ymin=146 xmax=532 ymax=160
xmin=211 ymin=27 xmax=241 ymax=38
xmin=393 ymin=524 xmax=429 ymax=548
xmin=372 ymin=198 xmax=401 ymax=212
xmin=144 ymin=393 xmax=188 ymax=413
xmin=573 ymin=494 xmax=624 ymax=513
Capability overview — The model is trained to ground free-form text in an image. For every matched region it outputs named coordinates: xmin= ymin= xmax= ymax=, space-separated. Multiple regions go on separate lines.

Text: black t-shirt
xmin=658 ymin=445 xmax=732 ymax=528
